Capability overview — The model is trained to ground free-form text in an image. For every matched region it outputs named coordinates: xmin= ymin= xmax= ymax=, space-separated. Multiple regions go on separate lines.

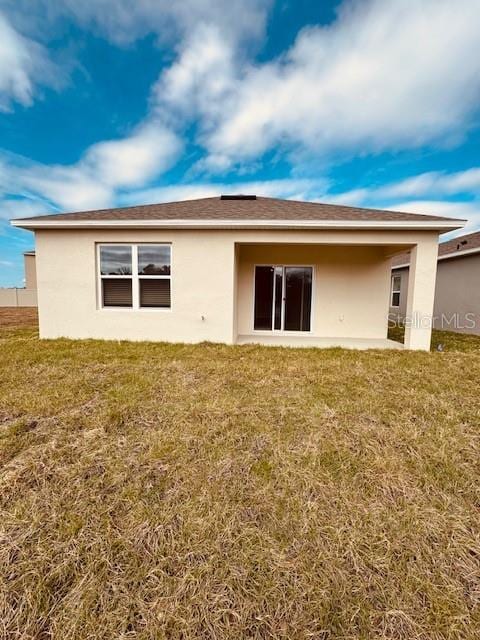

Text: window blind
xmin=102 ymin=279 xmax=133 ymax=307
xmin=139 ymin=279 xmax=171 ymax=307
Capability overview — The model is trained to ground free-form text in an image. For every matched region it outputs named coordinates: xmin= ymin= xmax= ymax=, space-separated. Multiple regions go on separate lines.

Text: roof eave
xmin=10 ymin=218 xmax=466 ymax=232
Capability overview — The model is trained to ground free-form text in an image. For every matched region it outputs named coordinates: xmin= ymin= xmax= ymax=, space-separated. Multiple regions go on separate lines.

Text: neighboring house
xmin=0 ymin=250 xmax=37 ymax=307
xmin=390 ymin=230 xmax=480 ymax=335
xmin=23 ymin=250 xmax=37 ymax=290
xmin=11 ymin=195 xmax=464 ymax=350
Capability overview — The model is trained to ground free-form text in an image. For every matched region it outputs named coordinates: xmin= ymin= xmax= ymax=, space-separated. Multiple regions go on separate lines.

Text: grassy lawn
xmin=1 ymin=308 xmax=479 ymax=639
xmin=387 ymin=323 xmax=480 ymax=352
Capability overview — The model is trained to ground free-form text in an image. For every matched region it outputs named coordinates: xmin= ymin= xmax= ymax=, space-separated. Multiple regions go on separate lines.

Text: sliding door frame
xmin=252 ymin=263 xmax=315 ymax=333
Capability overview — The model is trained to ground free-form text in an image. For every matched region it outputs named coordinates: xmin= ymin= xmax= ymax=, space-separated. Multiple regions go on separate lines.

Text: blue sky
xmin=1 ymin=0 xmax=480 ymax=286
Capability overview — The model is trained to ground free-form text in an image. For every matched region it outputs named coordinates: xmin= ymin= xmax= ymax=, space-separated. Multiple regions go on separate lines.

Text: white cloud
xmin=0 ymin=197 xmax=56 ymax=221
xmin=378 ymin=168 xmax=480 ymax=199
xmin=324 ymin=168 xmax=480 ymax=237
xmin=4 ymin=0 xmax=480 ymax=230
xmin=322 ymin=168 xmax=480 ymax=236
xmin=389 ymin=200 xmax=480 ymax=236
xmin=153 ymin=24 xmax=237 ymax=125
xmin=0 ymin=0 xmax=268 ymax=115
xmin=19 ymin=165 xmax=114 ymax=211
xmin=4 ymin=0 xmax=480 ymax=177
xmin=7 ymin=0 xmax=270 ymax=46
xmin=388 ymin=200 xmax=473 ymax=219
xmin=0 ymin=11 xmax=58 ymax=111
xmin=195 ymin=0 xmax=480 ymax=165
xmin=0 ymin=122 xmax=182 ymax=212
xmin=2 ymin=165 xmax=328 ymax=219
xmin=82 ymin=124 xmax=181 ymax=189
xmin=0 ymin=1 xmax=264 ymax=213
xmin=328 ymin=167 xmax=480 ymax=207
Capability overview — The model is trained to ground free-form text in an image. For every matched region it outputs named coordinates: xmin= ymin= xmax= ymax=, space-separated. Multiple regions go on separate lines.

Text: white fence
xmin=0 ymin=288 xmax=37 ymax=307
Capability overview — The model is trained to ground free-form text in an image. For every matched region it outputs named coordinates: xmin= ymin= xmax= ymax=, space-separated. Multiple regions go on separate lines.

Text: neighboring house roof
xmin=392 ymin=230 xmax=480 ymax=268
xmin=23 ymin=250 xmax=35 ymax=256
xmin=11 ymin=195 xmax=465 ymax=231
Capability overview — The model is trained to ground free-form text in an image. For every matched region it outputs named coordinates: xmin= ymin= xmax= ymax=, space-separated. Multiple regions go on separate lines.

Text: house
xmin=0 ymin=250 xmax=37 ymax=307
xmin=11 ymin=195 xmax=464 ymax=350
xmin=23 ymin=250 xmax=37 ymax=290
xmin=390 ymin=230 xmax=480 ymax=335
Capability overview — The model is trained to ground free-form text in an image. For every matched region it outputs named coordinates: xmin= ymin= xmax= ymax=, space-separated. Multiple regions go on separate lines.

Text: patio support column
xmin=404 ymin=241 xmax=438 ymax=351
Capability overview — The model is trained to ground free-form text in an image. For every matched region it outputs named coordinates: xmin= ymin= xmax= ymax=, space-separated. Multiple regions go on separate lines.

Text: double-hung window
xmin=390 ymin=274 xmax=401 ymax=308
xmin=99 ymin=244 xmax=171 ymax=309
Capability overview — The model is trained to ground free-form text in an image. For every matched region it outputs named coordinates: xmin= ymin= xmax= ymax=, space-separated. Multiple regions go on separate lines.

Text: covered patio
xmin=233 ymin=237 xmax=438 ymax=350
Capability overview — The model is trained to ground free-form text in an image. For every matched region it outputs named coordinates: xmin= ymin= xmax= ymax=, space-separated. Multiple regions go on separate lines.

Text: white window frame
xmin=97 ymin=243 xmax=172 ymax=311
xmin=390 ymin=274 xmax=401 ymax=308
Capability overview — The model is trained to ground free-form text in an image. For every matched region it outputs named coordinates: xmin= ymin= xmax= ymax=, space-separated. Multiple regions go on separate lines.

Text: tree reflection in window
xmin=138 ymin=246 xmax=171 ymax=275
xmin=100 ymin=246 xmax=132 ymax=275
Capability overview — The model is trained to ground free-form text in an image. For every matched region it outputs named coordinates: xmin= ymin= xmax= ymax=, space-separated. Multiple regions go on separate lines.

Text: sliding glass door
xmin=254 ymin=265 xmax=312 ymax=332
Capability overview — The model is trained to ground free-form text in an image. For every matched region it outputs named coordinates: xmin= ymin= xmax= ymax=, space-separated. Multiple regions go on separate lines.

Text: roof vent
xmin=220 ymin=194 xmax=256 ymax=200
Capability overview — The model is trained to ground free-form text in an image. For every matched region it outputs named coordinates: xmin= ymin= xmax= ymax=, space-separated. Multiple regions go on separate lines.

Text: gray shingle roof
xmin=13 ymin=196 xmax=462 ymax=224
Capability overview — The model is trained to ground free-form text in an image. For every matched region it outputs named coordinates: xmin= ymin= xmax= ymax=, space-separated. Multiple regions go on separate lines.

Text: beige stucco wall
xmin=35 ymin=229 xmax=236 ymax=343
xmin=432 ymin=255 xmax=480 ymax=333
xmin=433 ymin=254 xmax=480 ymax=333
xmin=237 ymin=244 xmax=391 ymax=339
xmin=33 ymin=228 xmax=439 ymax=345
xmin=24 ymin=253 xmax=37 ymax=289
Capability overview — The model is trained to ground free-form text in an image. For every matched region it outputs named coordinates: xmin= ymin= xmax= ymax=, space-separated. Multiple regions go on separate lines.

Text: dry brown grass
xmin=1 ymin=308 xmax=479 ymax=639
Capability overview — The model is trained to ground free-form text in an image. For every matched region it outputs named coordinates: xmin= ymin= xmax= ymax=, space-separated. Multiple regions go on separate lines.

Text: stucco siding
xmin=24 ymin=254 xmax=37 ymax=289
xmin=34 ymin=228 xmax=439 ymax=345
xmin=35 ymin=229 xmax=236 ymax=343
xmin=433 ymin=254 xmax=480 ymax=334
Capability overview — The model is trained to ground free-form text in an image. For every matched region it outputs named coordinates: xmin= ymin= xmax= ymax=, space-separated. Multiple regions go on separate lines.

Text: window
xmin=391 ymin=274 xmax=401 ymax=308
xmin=99 ymin=244 xmax=171 ymax=309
